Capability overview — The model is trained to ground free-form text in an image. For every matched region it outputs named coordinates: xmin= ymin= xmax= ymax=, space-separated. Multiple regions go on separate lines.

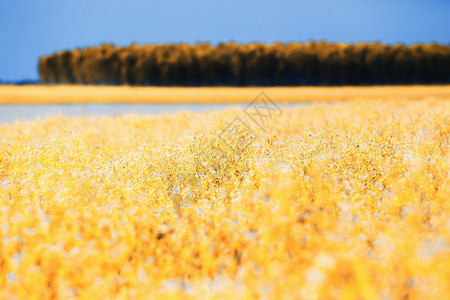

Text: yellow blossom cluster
xmin=0 ymin=99 xmax=449 ymax=299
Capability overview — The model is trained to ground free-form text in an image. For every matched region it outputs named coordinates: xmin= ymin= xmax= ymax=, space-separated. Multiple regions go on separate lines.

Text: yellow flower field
xmin=0 ymin=98 xmax=449 ymax=299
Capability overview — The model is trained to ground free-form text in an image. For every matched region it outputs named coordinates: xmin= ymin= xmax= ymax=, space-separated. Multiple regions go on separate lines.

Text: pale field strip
xmin=0 ymin=85 xmax=449 ymax=104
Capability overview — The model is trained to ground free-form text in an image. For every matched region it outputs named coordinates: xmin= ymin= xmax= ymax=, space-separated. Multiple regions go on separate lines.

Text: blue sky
xmin=0 ymin=0 xmax=448 ymax=81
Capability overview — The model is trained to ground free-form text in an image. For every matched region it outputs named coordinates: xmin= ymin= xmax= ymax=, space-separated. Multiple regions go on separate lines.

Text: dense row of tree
xmin=39 ymin=42 xmax=450 ymax=85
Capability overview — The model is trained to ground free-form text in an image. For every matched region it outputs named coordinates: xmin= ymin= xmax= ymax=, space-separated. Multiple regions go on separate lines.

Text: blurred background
xmin=1 ymin=0 xmax=449 ymax=82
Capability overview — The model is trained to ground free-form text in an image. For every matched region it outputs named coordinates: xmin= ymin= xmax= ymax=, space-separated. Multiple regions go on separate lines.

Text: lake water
xmin=0 ymin=103 xmax=312 ymax=123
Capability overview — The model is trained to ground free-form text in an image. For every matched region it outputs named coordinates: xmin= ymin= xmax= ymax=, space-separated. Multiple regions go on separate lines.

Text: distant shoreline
xmin=1 ymin=85 xmax=449 ymax=105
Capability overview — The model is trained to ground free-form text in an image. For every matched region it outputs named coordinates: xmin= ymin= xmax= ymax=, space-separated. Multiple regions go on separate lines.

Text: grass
xmin=0 ymin=98 xmax=449 ymax=299
xmin=0 ymin=85 xmax=450 ymax=104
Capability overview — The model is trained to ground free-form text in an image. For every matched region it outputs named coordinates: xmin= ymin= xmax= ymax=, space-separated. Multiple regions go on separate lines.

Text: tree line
xmin=39 ymin=42 xmax=450 ymax=86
